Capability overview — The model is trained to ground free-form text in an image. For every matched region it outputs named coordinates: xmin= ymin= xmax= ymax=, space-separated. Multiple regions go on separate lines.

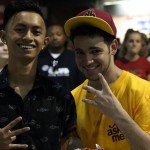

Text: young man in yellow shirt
xmin=64 ymin=8 xmax=150 ymax=150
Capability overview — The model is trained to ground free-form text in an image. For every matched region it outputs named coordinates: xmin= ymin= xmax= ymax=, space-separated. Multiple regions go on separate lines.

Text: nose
xmin=84 ymin=54 xmax=94 ymax=65
xmin=23 ymin=30 xmax=33 ymax=41
xmin=52 ymin=34 xmax=58 ymax=40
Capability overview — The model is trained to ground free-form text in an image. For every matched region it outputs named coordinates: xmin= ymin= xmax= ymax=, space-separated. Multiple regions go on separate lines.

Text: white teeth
xmin=19 ymin=44 xmax=34 ymax=49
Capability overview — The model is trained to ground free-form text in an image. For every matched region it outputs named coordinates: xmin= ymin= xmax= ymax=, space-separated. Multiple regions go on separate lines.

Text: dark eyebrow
xmin=15 ymin=23 xmax=42 ymax=29
xmin=15 ymin=23 xmax=26 ymax=27
xmin=89 ymin=47 xmax=103 ymax=51
xmin=75 ymin=47 xmax=103 ymax=52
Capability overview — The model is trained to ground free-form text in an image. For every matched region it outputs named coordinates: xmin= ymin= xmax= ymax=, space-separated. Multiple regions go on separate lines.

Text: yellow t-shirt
xmin=71 ymin=71 xmax=150 ymax=150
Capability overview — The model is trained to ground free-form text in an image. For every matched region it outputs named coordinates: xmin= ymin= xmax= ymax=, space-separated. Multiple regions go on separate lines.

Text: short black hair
xmin=70 ymin=25 xmax=115 ymax=45
xmin=3 ymin=0 xmax=45 ymax=29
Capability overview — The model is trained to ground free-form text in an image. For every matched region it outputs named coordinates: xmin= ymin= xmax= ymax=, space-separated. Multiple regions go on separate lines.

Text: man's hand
xmin=82 ymin=73 xmax=123 ymax=120
xmin=0 ymin=116 xmax=30 ymax=150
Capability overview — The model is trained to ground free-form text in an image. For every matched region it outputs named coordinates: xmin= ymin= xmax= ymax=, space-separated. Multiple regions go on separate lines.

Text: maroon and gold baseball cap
xmin=64 ymin=8 xmax=117 ymax=38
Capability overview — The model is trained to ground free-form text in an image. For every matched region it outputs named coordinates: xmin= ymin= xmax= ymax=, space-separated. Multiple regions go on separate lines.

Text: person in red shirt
xmin=115 ymin=29 xmax=150 ymax=80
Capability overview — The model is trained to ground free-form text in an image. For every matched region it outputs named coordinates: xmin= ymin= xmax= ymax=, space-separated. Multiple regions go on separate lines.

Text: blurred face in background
xmin=47 ymin=25 xmax=67 ymax=53
xmin=0 ymin=38 xmax=8 ymax=60
xmin=125 ymin=32 xmax=142 ymax=55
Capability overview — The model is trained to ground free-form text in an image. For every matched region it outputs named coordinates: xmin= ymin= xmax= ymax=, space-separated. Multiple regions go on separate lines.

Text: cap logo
xmin=84 ymin=9 xmax=96 ymax=17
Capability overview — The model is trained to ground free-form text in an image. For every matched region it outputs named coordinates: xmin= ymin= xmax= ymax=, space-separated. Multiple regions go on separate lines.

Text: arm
xmin=61 ymin=131 xmax=79 ymax=150
xmin=0 ymin=117 xmax=30 ymax=150
xmin=114 ymin=110 xmax=150 ymax=150
xmin=82 ymin=73 xmax=150 ymax=150
xmin=61 ymin=91 xmax=78 ymax=150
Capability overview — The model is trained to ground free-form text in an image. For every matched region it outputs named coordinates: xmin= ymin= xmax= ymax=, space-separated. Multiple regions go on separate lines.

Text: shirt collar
xmin=0 ymin=65 xmax=44 ymax=90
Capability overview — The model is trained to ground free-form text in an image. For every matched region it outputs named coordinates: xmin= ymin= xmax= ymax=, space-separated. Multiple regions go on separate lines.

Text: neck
xmin=48 ymin=47 xmax=64 ymax=54
xmin=0 ymin=59 xmax=8 ymax=71
xmin=89 ymin=65 xmax=122 ymax=90
xmin=8 ymin=59 xmax=37 ymax=85
xmin=125 ymin=53 xmax=140 ymax=61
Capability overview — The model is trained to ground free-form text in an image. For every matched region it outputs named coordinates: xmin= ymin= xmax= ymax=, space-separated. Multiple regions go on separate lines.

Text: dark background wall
xmin=0 ymin=0 xmax=100 ymax=26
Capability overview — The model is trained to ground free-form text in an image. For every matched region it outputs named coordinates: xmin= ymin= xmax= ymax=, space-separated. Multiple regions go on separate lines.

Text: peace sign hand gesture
xmin=0 ymin=117 xmax=30 ymax=150
xmin=82 ymin=73 xmax=124 ymax=120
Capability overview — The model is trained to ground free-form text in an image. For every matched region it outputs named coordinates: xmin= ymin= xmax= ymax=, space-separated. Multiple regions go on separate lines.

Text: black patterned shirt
xmin=0 ymin=66 xmax=76 ymax=150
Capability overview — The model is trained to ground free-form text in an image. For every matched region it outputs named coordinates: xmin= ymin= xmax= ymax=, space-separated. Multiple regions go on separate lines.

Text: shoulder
xmin=138 ymin=57 xmax=150 ymax=64
xmin=113 ymin=71 xmax=150 ymax=91
xmin=71 ymin=80 xmax=88 ymax=99
xmin=124 ymin=71 xmax=150 ymax=92
xmin=38 ymin=49 xmax=49 ymax=58
xmin=63 ymin=50 xmax=75 ymax=56
xmin=39 ymin=74 xmax=74 ymax=100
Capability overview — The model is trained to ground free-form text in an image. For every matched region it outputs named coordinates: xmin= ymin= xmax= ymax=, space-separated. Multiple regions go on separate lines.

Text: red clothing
xmin=115 ymin=57 xmax=150 ymax=80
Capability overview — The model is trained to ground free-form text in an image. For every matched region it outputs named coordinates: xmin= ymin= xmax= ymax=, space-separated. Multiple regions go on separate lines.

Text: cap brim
xmin=64 ymin=16 xmax=114 ymax=37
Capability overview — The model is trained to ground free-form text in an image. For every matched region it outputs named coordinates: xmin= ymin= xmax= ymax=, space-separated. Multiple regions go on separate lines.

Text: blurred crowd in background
xmin=0 ymin=0 xmax=150 ymax=82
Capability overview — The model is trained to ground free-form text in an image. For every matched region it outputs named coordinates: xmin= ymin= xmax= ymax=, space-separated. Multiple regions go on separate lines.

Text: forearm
xmin=61 ymin=130 xmax=79 ymax=150
xmin=114 ymin=110 xmax=150 ymax=150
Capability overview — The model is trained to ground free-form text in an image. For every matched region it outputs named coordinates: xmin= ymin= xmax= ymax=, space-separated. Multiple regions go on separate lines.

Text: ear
xmin=42 ymin=36 xmax=49 ymax=50
xmin=0 ymin=30 xmax=6 ymax=44
xmin=110 ymin=39 xmax=118 ymax=55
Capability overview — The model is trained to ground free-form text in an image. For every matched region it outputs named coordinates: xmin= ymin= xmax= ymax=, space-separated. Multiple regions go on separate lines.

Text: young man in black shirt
xmin=0 ymin=0 xmax=76 ymax=149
